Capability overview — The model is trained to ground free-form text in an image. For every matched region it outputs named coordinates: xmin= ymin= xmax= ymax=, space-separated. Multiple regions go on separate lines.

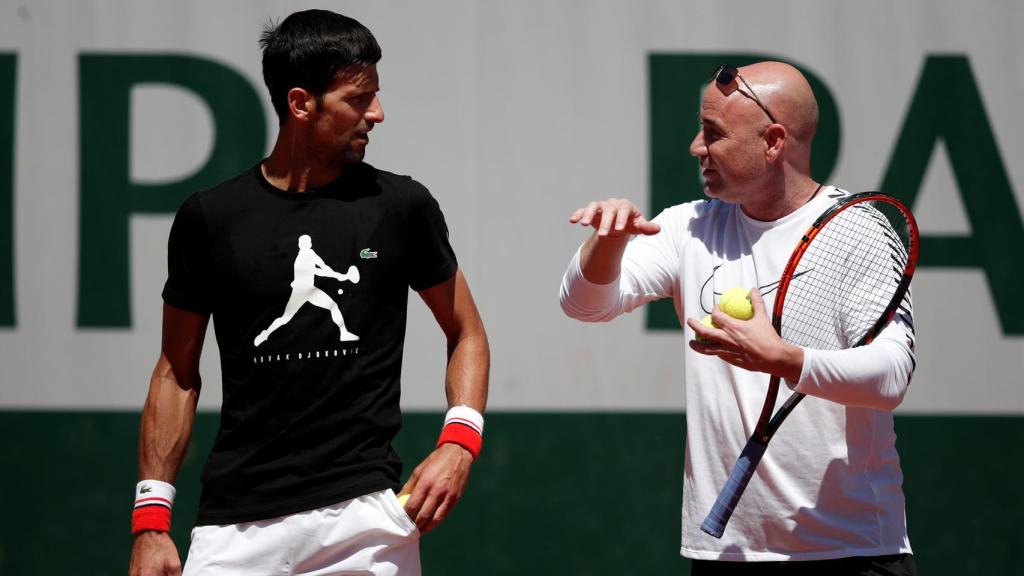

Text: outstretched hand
xmin=398 ymin=443 xmax=474 ymax=535
xmin=569 ymin=198 xmax=661 ymax=238
xmin=686 ymin=288 xmax=803 ymax=382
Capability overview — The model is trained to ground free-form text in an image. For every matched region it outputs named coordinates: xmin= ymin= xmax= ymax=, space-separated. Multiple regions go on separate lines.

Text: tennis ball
xmin=695 ymin=314 xmax=718 ymax=343
xmin=720 ymin=287 xmax=754 ymax=320
xmin=397 ymin=493 xmax=410 ymax=507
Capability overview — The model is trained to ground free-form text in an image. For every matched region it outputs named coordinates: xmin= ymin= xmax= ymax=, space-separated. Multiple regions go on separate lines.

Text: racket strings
xmin=781 ymin=201 xmax=911 ymax=351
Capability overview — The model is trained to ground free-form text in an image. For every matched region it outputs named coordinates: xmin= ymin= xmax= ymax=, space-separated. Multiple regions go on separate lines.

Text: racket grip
xmin=700 ymin=439 xmax=769 ymax=538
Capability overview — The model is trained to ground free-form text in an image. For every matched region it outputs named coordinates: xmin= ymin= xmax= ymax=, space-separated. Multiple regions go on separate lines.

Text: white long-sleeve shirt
xmin=560 ymin=188 xmax=915 ymax=561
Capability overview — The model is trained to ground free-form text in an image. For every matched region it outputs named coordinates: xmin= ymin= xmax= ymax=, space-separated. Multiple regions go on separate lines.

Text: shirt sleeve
xmin=407 ymin=183 xmax=458 ymax=291
xmin=791 ymin=294 xmax=917 ymax=410
xmin=559 ymin=207 xmax=682 ymax=322
xmin=161 ymin=194 xmax=215 ymax=314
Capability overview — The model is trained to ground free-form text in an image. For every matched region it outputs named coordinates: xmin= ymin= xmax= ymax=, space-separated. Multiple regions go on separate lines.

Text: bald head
xmin=738 ymin=62 xmax=819 ymax=143
xmin=692 ymin=61 xmax=823 ymax=218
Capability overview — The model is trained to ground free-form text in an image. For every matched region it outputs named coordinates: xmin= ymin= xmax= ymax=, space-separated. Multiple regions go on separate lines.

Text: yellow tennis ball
xmin=695 ymin=314 xmax=719 ymax=343
xmin=720 ymin=287 xmax=753 ymax=320
xmin=397 ymin=493 xmax=410 ymax=507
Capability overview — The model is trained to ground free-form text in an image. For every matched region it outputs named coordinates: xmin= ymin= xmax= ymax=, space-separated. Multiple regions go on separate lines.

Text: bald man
xmin=560 ymin=62 xmax=917 ymax=575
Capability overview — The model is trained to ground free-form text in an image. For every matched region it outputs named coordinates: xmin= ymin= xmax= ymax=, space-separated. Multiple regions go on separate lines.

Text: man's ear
xmin=287 ymin=87 xmax=316 ymax=121
xmin=763 ymin=124 xmax=787 ymax=163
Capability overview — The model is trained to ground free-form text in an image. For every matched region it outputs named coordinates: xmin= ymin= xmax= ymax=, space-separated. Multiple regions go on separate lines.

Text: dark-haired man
xmin=129 ymin=10 xmax=489 ymax=576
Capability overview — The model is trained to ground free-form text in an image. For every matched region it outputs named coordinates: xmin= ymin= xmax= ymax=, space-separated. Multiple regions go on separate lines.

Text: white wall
xmin=1 ymin=0 xmax=1021 ymax=413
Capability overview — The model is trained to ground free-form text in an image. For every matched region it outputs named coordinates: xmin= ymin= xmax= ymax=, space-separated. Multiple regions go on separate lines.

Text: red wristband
xmin=437 ymin=422 xmax=483 ymax=460
xmin=132 ymin=505 xmax=172 ymax=534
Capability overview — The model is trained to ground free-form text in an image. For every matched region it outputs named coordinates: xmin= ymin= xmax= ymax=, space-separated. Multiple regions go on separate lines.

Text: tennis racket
xmin=699 ymin=191 xmax=919 ymax=538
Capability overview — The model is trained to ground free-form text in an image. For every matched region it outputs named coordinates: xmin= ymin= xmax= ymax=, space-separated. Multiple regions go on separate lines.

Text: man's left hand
xmin=398 ymin=442 xmax=474 ymax=534
xmin=687 ymin=288 xmax=804 ymax=382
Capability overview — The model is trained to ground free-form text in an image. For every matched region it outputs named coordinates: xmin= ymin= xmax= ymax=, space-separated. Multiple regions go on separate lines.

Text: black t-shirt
xmin=162 ymin=162 xmax=457 ymax=525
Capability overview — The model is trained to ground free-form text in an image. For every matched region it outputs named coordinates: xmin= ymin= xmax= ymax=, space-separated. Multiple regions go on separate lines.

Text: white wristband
xmin=134 ymin=479 xmax=176 ymax=510
xmin=444 ymin=405 xmax=484 ymax=436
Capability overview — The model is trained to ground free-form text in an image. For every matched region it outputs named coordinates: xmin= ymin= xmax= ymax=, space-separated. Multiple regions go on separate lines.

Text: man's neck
xmin=262 ymin=139 xmax=344 ymax=192
xmin=739 ymin=176 xmax=821 ymax=222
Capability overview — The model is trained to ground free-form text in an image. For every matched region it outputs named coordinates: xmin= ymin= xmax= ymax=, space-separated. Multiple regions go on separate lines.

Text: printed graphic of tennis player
xmin=254 ymin=234 xmax=361 ymax=346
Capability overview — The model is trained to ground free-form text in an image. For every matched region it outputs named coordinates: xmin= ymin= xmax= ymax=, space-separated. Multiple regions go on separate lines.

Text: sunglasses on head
xmin=710 ymin=64 xmax=778 ymax=125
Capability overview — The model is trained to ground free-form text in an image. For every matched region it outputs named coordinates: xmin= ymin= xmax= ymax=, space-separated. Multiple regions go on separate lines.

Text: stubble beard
xmin=339 ymin=134 xmax=369 ymax=165
xmin=340 ymin=147 xmax=365 ymax=164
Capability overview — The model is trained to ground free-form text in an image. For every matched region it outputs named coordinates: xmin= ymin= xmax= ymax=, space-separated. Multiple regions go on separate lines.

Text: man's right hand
xmin=570 ymin=198 xmax=660 ymax=284
xmin=569 ymin=198 xmax=661 ymax=238
xmin=129 ymin=531 xmax=182 ymax=576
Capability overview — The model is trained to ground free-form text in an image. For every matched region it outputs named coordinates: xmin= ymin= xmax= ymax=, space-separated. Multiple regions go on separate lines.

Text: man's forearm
xmin=443 ymin=326 xmax=489 ymax=412
xmin=579 ymin=232 xmax=630 ymax=285
xmin=137 ymin=357 xmax=200 ymax=481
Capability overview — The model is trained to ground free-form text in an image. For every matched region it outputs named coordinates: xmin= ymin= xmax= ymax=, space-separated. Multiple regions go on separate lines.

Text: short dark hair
xmin=259 ymin=10 xmax=381 ymax=123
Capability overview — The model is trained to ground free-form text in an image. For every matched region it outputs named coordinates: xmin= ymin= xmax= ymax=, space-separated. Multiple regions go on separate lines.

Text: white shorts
xmin=182 ymin=489 xmax=420 ymax=576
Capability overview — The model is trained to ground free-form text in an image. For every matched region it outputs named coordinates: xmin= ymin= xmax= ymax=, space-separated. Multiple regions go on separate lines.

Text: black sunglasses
xmin=710 ymin=64 xmax=778 ymax=125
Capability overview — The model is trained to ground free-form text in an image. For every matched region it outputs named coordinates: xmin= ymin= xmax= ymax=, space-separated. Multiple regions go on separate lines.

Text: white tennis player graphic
xmin=254 ymin=235 xmax=360 ymax=346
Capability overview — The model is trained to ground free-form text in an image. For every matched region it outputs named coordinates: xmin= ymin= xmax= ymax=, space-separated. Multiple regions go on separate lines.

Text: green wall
xmin=0 ymin=412 xmax=1019 ymax=575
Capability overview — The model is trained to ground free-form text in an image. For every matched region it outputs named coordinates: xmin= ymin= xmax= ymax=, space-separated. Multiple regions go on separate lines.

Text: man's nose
xmin=367 ymin=95 xmax=384 ymax=123
xmin=689 ymin=131 xmax=705 ymax=158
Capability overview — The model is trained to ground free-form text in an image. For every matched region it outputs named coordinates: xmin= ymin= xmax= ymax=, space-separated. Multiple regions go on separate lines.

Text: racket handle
xmin=700 ymin=439 xmax=769 ymax=538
